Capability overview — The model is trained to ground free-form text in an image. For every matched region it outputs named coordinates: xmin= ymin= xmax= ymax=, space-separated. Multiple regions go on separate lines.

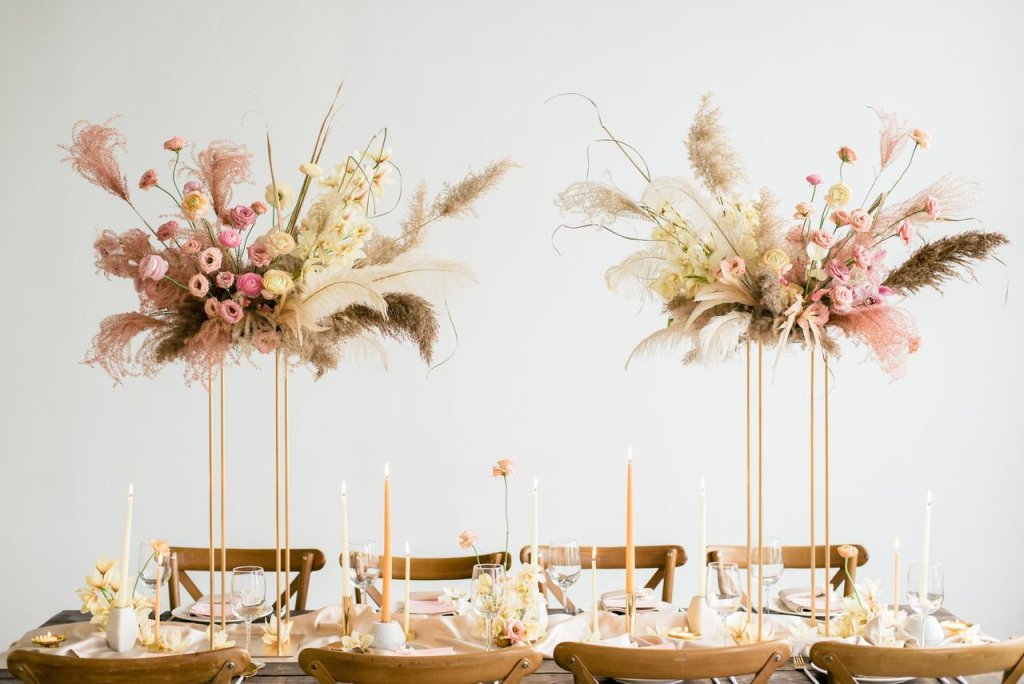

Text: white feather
xmin=625 ymin=321 xmax=694 ymax=368
xmin=361 ymin=251 xmax=476 ymax=300
xmin=696 ymin=311 xmax=751 ymax=366
xmin=605 ymin=247 xmax=665 ymax=301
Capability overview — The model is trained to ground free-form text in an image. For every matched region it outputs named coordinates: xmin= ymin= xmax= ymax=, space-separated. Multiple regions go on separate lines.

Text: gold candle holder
xmin=625 ymin=591 xmax=637 ymax=641
xmin=274 ymin=350 xmax=283 ymax=657
xmin=30 ymin=633 xmax=66 ymax=648
xmin=340 ymin=595 xmax=355 ymax=637
xmin=207 ymin=362 xmax=216 ymax=651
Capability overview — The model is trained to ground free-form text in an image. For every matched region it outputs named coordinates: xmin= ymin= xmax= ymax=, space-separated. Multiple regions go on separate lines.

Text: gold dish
xmin=30 ymin=632 xmax=66 ymax=648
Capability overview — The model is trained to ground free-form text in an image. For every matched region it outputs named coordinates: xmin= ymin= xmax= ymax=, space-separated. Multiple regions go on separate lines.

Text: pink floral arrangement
xmin=556 ymin=94 xmax=1008 ymax=377
xmin=65 ymin=92 xmax=512 ymax=384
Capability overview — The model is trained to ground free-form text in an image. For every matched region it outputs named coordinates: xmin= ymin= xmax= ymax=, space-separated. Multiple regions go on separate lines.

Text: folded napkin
xmin=778 ymin=586 xmax=831 ymax=614
xmin=601 ymin=589 xmax=658 ymax=611
xmin=399 ymin=600 xmax=458 ymax=616
xmin=188 ymin=596 xmax=237 ymax=619
xmin=410 ymin=591 xmax=442 ymax=601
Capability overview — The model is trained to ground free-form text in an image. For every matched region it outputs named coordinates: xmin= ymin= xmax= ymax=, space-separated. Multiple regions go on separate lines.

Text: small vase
xmin=686 ymin=595 xmax=717 ymax=636
xmin=106 ymin=606 xmax=139 ymax=653
xmin=370 ymin=620 xmax=406 ymax=651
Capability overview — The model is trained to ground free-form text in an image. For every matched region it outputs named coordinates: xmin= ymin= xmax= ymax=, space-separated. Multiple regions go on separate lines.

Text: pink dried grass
xmin=191 ymin=140 xmax=254 ymax=220
xmin=873 ymin=108 xmax=910 ymax=170
xmin=85 ymin=312 xmax=169 ymax=384
xmin=61 ymin=119 xmax=131 ymax=202
xmin=876 ymin=174 xmax=981 ymax=235
xmin=831 ymin=306 xmax=919 ymax=379
xmin=94 ymin=229 xmax=153 ymax=279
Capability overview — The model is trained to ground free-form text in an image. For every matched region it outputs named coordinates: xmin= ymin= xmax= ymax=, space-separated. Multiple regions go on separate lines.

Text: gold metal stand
xmin=807 ymin=351 xmax=833 ymax=634
xmin=206 ymin=361 xmax=228 ymax=651
xmin=745 ymin=341 xmax=752 ymax=622
xmin=756 ymin=342 xmax=764 ymax=642
xmin=340 ymin=595 xmax=354 ymax=637
xmin=625 ymin=592 xmax=637 ymax=641
xmin=810 ymin=351 xmax=817 ymax=625
xmin=824 ymin=354 xmax=831 ymax=635
xmin=207 ymin=363 xmax=215 ymax=651
xmin=274 ymin=350 xmax=283 ymax=657
xmin=270 ymin=351 xmax=296 ymax=656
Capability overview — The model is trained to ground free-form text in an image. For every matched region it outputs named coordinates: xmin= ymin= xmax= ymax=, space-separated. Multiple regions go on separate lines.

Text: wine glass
xmin=135 ymin=542 xmax=171 ymax=598
xmin=907 ymin=561 xmax=944 ymax=647
xmin=705 ymin=562 xmax=743 ymax=647
xmin=231 ymin=566 xmax=266 ymax=656
xmin=349 ymin=540 xmax=380 ymax=606
xmin=546 ymin=539 xmax=581 ymax=615
xmin=472 ymin=563 xmax=505 ymax=652
xmin=749 ymin=537 xmax=784 ymax=614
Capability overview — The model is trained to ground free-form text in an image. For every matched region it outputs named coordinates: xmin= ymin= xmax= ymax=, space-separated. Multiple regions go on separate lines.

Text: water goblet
xmin=547 ymin=539 xmax=582 ymax=615
xmin=749 ymin=537 xmax=784 ymax=614
xmin=705 ymin=562 xmax=743 ymax=647
xmin=349 ymin=540 xmax=380 ymax=607
xmin=231 ymin=566 xmax=266 ymax=659
xmin=907 ymin=561 xmax=944 ymax=646
xmin=472 ymin=563 xmax=506 ymax=651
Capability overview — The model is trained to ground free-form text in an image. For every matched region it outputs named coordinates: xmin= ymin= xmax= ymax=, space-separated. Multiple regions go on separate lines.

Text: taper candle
xmin=625 ymin=448 xmax=635 ymax=596
xmin=893 ymin=537 xmax=900 ymax=619
xmin=591 ymin=546 xmax=599 ymax=635
xmin=154 ymin=557 xmax=162 ymax=643
xmin=341 ymin=481 xmax=351 ymax=599
xmin=919 ymin=492 xmax=931 ymax=604
xmin=403 ymin=541 xmax=411 ymax=636
xmin=118 ymin=484 xmax=134 ymax=607
xmin=698 ymin=477 xmax=707 ymax=596
xmin=531 ymin=478 xmax=539 ymax=565
xmin=382 ymin=464 xmax=392 ymax=623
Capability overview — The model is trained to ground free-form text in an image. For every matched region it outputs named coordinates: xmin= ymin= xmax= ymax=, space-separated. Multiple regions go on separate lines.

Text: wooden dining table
xmin=1 ymin=607 xmax=992 ymax=683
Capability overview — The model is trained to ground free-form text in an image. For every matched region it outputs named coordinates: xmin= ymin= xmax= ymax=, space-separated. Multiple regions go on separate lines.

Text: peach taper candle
xmin=381 ymin=463 xmax=392 ymax=623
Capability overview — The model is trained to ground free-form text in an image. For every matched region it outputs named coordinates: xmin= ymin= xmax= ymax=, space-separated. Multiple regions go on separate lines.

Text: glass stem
xmin=245 ymin=618 xmax=252 ymax=652
xmin=485 ymin=616 xmax=493 ymax=651
xmin=722 ymin=615 xmax=728 ymax=648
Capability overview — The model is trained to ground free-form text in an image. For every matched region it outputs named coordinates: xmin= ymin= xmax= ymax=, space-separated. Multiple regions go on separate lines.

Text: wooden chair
xmin=707 ymin=544 xmax=869 ymax=596
xmin=811 ymin=639 xmax=1024 ymax=684
xmin=554 ymin=639 xmax=791 ymax=684
xmin=169 ymin=546 xmax=326 ymax=612
xmin=298 ymin=647 xmax=543 ymax=683
xmin=347 ymin=551 xmax=511 ymax=608
xmin=520 ymin=544 xmax=686 ymax=610
xmin=7 ymin=647 xmax=250 ymax=684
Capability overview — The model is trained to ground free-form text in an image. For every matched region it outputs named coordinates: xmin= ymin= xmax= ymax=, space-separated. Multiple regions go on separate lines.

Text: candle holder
xmin=624 ymin=591 xmax=637 ymax=642
xmin=30 ymin=633 xmax=66 ymax=648
xmin=371 ymin=620 xmax=406 ymax=652
xmin=686 ymin=594 xmax=716 ymax=637
xmin=105 ymin=605 xmax=139 ymax=653
xmin=340 ymin=595 xmax=354 ymax=637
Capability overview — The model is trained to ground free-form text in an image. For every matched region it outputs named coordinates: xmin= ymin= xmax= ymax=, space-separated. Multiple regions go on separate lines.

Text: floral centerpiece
xmin=76 ymin=556 xmax=152 ymax=630
xmin=64 ymin=91 xmax=512 ymax=383
xmin=556 ymin=94 xmax=1007 ymax=376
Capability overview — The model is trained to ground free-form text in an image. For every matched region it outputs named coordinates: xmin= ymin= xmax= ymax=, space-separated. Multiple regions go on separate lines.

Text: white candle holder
xmin=686 ymin=594 xmax=717 ymax=637
xmin=371 ymin=620 xmax=406 ymax=651
xmin=105 ymin=606 xmax=138 ymax=653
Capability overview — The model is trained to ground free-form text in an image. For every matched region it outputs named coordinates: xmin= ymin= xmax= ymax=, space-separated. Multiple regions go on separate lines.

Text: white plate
xmin=769 ymin=596 xmax=815 ymax=618
xmin=170 ymin=603 xmax=272 ymax=624
xmin=810 ymin=660 xmax=912 ymax=683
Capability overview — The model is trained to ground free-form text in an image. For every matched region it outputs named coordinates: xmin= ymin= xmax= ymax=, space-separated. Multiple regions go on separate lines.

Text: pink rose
xmin=830 ymin=285 xmax=854 ymax=311
xmin=137 ymin=254 xmax=169 ymax=281
xmin=189 ymin=274 xmax=210 ymax=297
xmin=163 ymin=136 xmax=188 ymax=152
xmin=898 ymin=220 xmax=914 ymax=245
xmin=218 ymin=228 xmax=242 ymax=248
xmin=229 ymin=205 xmax=257 ymax=229
xmin=236 ymin=272 xmax=264 ymax=298
xmin=852 ymin=245 xmax=871 ymax=270
xmin=826 ymin=259 xmax=850 ymax=282
xmin=253 ymin=330 xmax=280 ymax=354
xmin=806 ymin=174 xmax=823 ymax=186
xmin=215 ymin=271 xmax=235 ymax=289
xmin=924 ymin=196 xmax=940 ymax=219
xmin=848 ymin=209 xmax=873 ymax=233
xmin=204 ymin=297 xmax=220 ymax=318
xmin=793 ymin=202 xmax=814 ymax=219
xmin=785 ymin=225 xmax=804 ymax=243
xmin=718 ymin=256 xmax=746 ymax=280
xmin=830 ymin=210 xmax=851 ymax=227
xmin=504 ymin=619 xmax=527 ymax=643
xmin=250 ymin=200 xmax=268 ymax=215
xmin=156 ymin=220 xmax=179 ymax=241
xmin=198 ymin=247 xmax=223 ymax=274
xmin=219 ymin=299 xmax=244 ymax=325
xmin=811 ymin=229 xmax=835 ymax=249
xmin=837 ymin=146 xmax=857 ymax=163
xmin=457 ymin=530 xmax=479 ymax=550
xmin=139 ymin=169 xmax=158 ymax=190
xmin=492 ymin=459 xmax=515 ymax=477
xmin=248 ymin=242 xmax=273 ymax=268
xmin=181 ymin=239 xmax=202 ymax=255
xmin=183 ymin=180 xmax=203 ymax=193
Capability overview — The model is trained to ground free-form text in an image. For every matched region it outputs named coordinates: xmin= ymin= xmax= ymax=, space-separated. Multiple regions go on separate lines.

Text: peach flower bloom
xmin=138 ymin=169 xmax=158 ymax=190
xmin=848 ymin=209 xmax=873 ymax=233
xmin=898 ymin=220 xmax=914 ymax=245
xmin=198 ymin=247 xmax=223 ymax=274
xmin=830 ymin=210 xmax=851 ymax=227
xmin=836 ymin=146 xmax=857 ymax=163
xmin=163 ymin=136 xmax=188 ymax=152
xmin=837 ymin=545 xmax=859 ymax=560
xmin=911 ymin=129 xmax=931 ymax=149
xmin=181 ymin=239 xmax=201 ymax=255
xmin=794 ymin=202 xmax=814 ymax=219
xmin=181 ymin=189 xmax=210 ymax=220
xmin=457 ymin=530 xmax=479 ymax=550
xmin=924 ymin=196 xmax=940 ymax=219
xmin=204 ymin=297 xmax=220 ymax=318
xmin=188 ymin=274 xmax=210 ymax=298
xmin=219 ymin=300 xmax=244 ymax=325
xmin=137 ymin=254 xmax=168 ymax=281
xmin=492 ymin=459 xmax=515 ymax=477
xmin=811 ymin=229 xmax=835 ymax=249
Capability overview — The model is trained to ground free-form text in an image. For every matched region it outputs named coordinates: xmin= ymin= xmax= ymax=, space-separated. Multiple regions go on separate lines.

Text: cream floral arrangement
xmin=472 ymin=564 xmax=548 ymax=648
xmin=557 ymin=94 xmax=1008 ymax=377
xmin=65 ymin=89 xmax=511 ymax=384
xmin=75 ymin=557 xmax=152 ymax=631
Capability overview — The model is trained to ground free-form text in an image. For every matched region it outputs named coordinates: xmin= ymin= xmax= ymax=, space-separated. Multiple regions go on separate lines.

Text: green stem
xmin=171 ymin=152 xmax=183 ymax=200
xmin=887 ymin=144 xmax=918 ymax=196
xmin=503 ymin=475 xmax=510 ymax=569
xmin=162 ymin=275 xmax=190 ymax=292
xmin=472 ymin=544 xmax=481 ymax=567
xmin=127 ymin=202 xmax=162 ymax=242
xmin=132 ymin=551 xmax=156 ymax=602
xmin=845 ymin=558 xmax=865 ymax=610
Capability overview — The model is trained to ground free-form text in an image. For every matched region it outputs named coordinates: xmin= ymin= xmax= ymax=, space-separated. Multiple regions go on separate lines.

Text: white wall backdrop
xmin=1 ymin=0 xmax=1022 ymax=646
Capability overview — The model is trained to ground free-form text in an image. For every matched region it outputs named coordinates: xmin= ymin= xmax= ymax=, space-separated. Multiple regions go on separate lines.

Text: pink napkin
xmin=410 ymin=591 xmax=442 ymax=601
xmin=400 ymin=600 xmax=457 ymax=615
xmin=778 ymin=586 xmax=829 ymax=613
xmin=188 ymin=596 xmax=237 ymax=619
xmin=601 ymin=590 xmax=658 ymax=611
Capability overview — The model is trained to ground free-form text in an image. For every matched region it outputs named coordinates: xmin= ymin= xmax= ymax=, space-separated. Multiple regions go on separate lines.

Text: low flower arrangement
xmin=556 ymin=94 xmax=1007 ymax=377
xmin=75 ymin=556 xmax=152 ymax=631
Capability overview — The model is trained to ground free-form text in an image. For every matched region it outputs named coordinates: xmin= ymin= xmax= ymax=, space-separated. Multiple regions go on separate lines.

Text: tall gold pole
xmin=757 ymin=342 xmax=764 ymax=641
xmin=810 ymin=350 xmax=817 ymax=624
xmin=207 ymin=363 xmax=215 ymax=651
xmin=824 ymin=354 xmax=831 ymax=635
xmin=284 ymin=355 xmax=291 ymax=625
xmin=219 ymin=361 xmax=227 ymax=634
xmin=745 ymin=340 xmax=752 ymax=621
xmin=274 ymin=350 xmax=283 ymax=656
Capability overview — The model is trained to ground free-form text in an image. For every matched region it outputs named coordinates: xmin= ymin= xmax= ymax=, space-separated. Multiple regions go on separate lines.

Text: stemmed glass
xmin=907 ymin=561 xmax=944 ymax=647
xmin=749 ymin=538 xmax=784 ymax=614
xmin=547 ymin=539 xmax=581 ymax=615
xmin=135 ymin=542 xmax=171 ymax=598
xmin=231 ymin=566 xmax=266 ymax=655
xmin=472 ymin=563 xmax=505 ymax=652
xmin=349 ymin=540 xmax=380 ymax=606
xmin=705 ymin=562 xmax=743 ymax=647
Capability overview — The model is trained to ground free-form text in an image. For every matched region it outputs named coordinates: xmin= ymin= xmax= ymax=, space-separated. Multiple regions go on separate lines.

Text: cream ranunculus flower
xmin=824 ymin=183 xmax=852 ymax=208
xmin=299 ymin=162 xmax=323 ymax=178
xmin=761 ymin=248 xmax=792 ymax=274
xmin=261 ymin=269 xmax=295 ymax=298
xmin=181 ymin=190 xmax=210 ymax=220
xmin=264 ymin=182 xmax=296 ymax=210
xmin=265 ymin=231 xmax=296 ymax=256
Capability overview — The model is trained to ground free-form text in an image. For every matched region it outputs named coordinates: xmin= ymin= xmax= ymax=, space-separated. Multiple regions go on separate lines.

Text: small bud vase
xmin=106 ymin=605 xmax=138 ymax=653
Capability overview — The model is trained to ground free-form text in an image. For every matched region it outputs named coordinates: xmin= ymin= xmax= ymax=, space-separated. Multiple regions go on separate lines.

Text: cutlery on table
xmin=793 ymin=655 xmax=820 ymax=684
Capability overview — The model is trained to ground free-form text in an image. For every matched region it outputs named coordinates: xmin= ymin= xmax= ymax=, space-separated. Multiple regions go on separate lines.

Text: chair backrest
xmin=520 ymin=544 xmax=686 ymax=607
xmin=707 ymin=544 xmax=869 ymax=596
xmin=553 ymin=640 xmax=790 ymax=684
xmin=298 ymin=647 xmax=543 ymax=684
xmin=347 ymin=551 xmax=510 ymax=607
xmin=169 ymin=546 xmax=326 ymax=612
xmin=7 ymin=647 xmax=250 ymax=684
xmin=810 ymin=639 xmax=1024 ymax=684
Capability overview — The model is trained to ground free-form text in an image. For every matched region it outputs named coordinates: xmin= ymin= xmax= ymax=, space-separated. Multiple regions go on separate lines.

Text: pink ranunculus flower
xmin=806 ymin=174 xmax=823 ymax=186
xmin=163 ymin=136 xmax=188 ymax=152
xmin=827 ymin=259 xmax=850 ymax=283
xmin=215 ymin=271 xmax=235 ymax=289
xmin=156 ymin=220 xmax=180 ymax=242
xmin=198 ymin=247 xmax=223 ymax=274
xmin=248 ymin=242 xmax=273 ymax=268
xmin=253 ymin=330 xmax=280 ymax=354
xmin=181 ymin=239 xmax=202 ymax=255
xmin=811 ymin=229 xmax=835 ymax=249
xmin=250 ymin=200 xmax=268 ymax=215
xmin=504 ymin=619 xmax=527 ymax=643
xmin=138 ymin=169 xmax=158 ymax=190
xmin=898 ymin=220 xmax=914 ymax=245
xmin=924 ymin=196 xmax=940 ymax=219
xmin=793 ymin=202 xmax=814 ymax=219
xmin=219 ymin=299 xmax=244 ymax=325
xmin=848 ymin=209 xmax=873 ymax=233
xmin=908 ymin=336 xmax=922 ymax=353
xmin=718 ymin=256 xmax=746 ymax=280
xmin=183 ymin=180 xmax=203 ymax=193
xmin=830 ymin=210 xmax=851 ymax=227
xmin=204 ymin=297 xmax=220 ymax=318
xmin=457 ymin=530 xmax=479 ymax=550
xmin=837 ymin=146 xmax=857 ymax=163
xmin=137 ymin=254 xmax=169 ymax=281
xmin=229 ymin=205 xmax=257 ymax=229
xmin=492 ymin=459 xmax=515 ymax=478
xmin=188 ymin=273 xmax=210 ymax=297
xmin=785 ymin=225 xmax=804 ymax=243
xmin=236 ymin=272 xmax=264 ymax=298
xmin=218 ymin=228 xmax=242 ymax=248
xmin=830 ymin=285 xmax=854 ymax=312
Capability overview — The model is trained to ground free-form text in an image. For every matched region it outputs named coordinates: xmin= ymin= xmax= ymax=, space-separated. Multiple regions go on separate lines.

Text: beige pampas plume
xmin=687 ymin=93 xmax=745 ymax=196
xmin=883 ymin=230 xmax=1009 ymax=295
xmin=555 ymin=181 xmax=648 ymax=224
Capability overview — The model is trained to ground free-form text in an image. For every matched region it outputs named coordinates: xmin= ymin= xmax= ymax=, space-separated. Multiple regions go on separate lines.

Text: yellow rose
xmin=265 ymin=230 xmax=296 ymax=256
xmin=264 ymin=182 xmax=296 ymax=210
xmin=181 ymin=189 xmax=210 ymax=220
xmin=261 ymin=269 xmax=295 ymax=298
xmin=761 ymin=248 xmax=792 ymax=274
xmin=824 ymin=183 xmax=851 ymax=208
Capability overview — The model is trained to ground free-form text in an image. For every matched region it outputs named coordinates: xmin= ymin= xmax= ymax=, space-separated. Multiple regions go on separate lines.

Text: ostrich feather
xmin=363 ymin=251 xmax=476 ymax=300
xmin=276 ymin=269 xmax=388 ymax=339
xmin=605 ymin=247 xmax=665 ymax=301
xmin=684 ymin=282 xmax=755 ymax=329
xmin=695 ymin=311 xmax=751 ymax=365
xmin=625 ymin=320 xmax=694 ymax=368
